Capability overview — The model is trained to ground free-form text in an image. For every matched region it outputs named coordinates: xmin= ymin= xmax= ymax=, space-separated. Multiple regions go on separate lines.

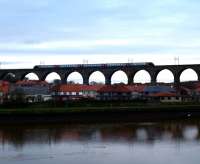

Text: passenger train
xmin=33 ymin=62 xmax=154 ymax=69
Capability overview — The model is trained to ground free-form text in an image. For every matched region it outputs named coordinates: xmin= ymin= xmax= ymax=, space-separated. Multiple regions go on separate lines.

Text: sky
xmin=0 ymin=0 xmax=200 ymax=82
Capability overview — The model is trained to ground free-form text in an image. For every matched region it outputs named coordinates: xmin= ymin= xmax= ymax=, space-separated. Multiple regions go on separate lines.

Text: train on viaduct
xmin=0 ymin=62 xmax=199 ymax=85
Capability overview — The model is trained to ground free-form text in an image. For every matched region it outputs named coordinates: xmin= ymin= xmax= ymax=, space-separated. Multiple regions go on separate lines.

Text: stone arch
xmin=1 ymin=72 xmax=16 ymax=82
xmin=45 ymin=72 xmax=61 ymax=83
xmin=111 ymin=70 xmax=128 ymax=84
xmin=89 ymin=71 xmax=105 ymax=85
xmin=133 ymin=70 xmax=151 ymax=84
xmin=21 ymin=72 xmax=39 ymax=80
xmin=156 ymin=69 xmax=174 ymax=83
xmin=179 ymin=68 xmax=198 ymax=82
xmin=66 ymin=71 xmax=83 ymax=84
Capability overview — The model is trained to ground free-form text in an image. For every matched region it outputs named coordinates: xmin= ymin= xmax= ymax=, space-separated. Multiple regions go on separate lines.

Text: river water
xmin=0 ymin=119 xmax=200 ymax=164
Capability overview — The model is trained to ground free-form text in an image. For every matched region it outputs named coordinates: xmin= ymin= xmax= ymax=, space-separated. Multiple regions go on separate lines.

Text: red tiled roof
xmin=149 ymin=92 xmax=177 ymax=97
xmin=56 ymin=84 xmax=147 ymax=93
xmin=0 ymin=81 xmax=9 ymax=86
xmin=56 ymin=84 xmax=83 ymax=92
xmin=54 ymin=84 xmax=177 ymax=94
xmin=82 ymin=85 xmax=104 ymax=91
xmin=98 ymin=84 xmax=131 ymax=93
xmin=0 ymin=81 xmax=10 ymax=94
xmin=54 ymin=84 xmax=104 ymax=92
xmin=126 ymin=84 xmax=146 ymax=92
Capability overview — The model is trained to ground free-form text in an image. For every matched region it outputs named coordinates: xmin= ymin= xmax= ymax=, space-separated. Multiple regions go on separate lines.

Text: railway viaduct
xmin=0 ymin=63 xmax=200 ymax=85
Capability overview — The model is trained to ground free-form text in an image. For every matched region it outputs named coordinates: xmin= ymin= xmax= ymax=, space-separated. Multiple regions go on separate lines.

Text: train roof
xmin=34 ymin=62 xmax=154 ymax=69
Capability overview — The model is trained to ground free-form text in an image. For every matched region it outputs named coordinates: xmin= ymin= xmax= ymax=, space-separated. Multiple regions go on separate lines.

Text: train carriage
xmin=33 ymin=62 xmax=154 ymax=69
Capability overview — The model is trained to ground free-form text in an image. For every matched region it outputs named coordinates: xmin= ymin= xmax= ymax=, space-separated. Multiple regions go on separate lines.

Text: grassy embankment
xmin=0 ymin=100 xmax=200 ymax=115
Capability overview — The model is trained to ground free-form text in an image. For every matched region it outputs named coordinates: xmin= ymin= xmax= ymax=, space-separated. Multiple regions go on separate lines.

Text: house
xmin=0 ymin=81 xmax=10 ymax=104
xmin=177 ymin=85 xmax=197 ymax=102
xmin=96 ymin=84 xmax=132 ymax=101
xmin=126 ymin=84 xmax=146 ymax=99
xmin=52 ymin=84 xmax=104 ymax=100
xmin=51 ymin=84 xmax=83 ymax=101
xmin=82 ymin=85 xmax=103 ymax=99
xmin=143 ymin=85 xmax=181 ymax=103
xmin=149 ymin=92 xmax=182 ymax=103
xmin=178 ymin=86 xmax=193 ymax=96
xmin=10 ymin=80 xmax=51 ymax=103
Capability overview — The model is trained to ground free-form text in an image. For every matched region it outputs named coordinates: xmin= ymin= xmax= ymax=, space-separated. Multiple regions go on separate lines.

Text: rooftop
xmin=98 ymin=84 xmax=131 ymax=93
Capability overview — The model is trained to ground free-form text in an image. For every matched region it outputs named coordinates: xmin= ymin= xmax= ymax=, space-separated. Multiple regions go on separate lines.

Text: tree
xmin=53 ymin=79 xmax=62 ymax=85
xmin=67 ymin=80 xmax=75 ymax=84
xmin=9 ymin=88 xmax=26 ymax=104
xmin=4 ymin=73 xmax=17 ymax=83
xmin=90 ymin=81 xmax=104 ymax=85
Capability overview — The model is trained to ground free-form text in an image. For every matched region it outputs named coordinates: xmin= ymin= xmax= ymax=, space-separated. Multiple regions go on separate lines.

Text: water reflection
xmin=1 ymin=120 xmax=200 ymax=164
xmin=183 ymin=126 xmax=199 ymax=140
xmin=0 ymin=120 xmax=200 ymax=148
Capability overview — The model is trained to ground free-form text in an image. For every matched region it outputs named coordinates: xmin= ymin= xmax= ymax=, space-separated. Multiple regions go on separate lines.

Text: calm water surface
xmin=0 ymin=119 xmax=200 ymax=164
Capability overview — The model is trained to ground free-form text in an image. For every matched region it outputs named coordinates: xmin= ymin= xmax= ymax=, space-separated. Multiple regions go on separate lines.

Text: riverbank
xmin=0 ymin=103 xmax=200 ymax=124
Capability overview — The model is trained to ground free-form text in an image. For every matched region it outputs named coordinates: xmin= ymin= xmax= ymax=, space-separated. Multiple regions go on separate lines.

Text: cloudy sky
xmin=0 ymin=0 xmax=200 ymax=69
